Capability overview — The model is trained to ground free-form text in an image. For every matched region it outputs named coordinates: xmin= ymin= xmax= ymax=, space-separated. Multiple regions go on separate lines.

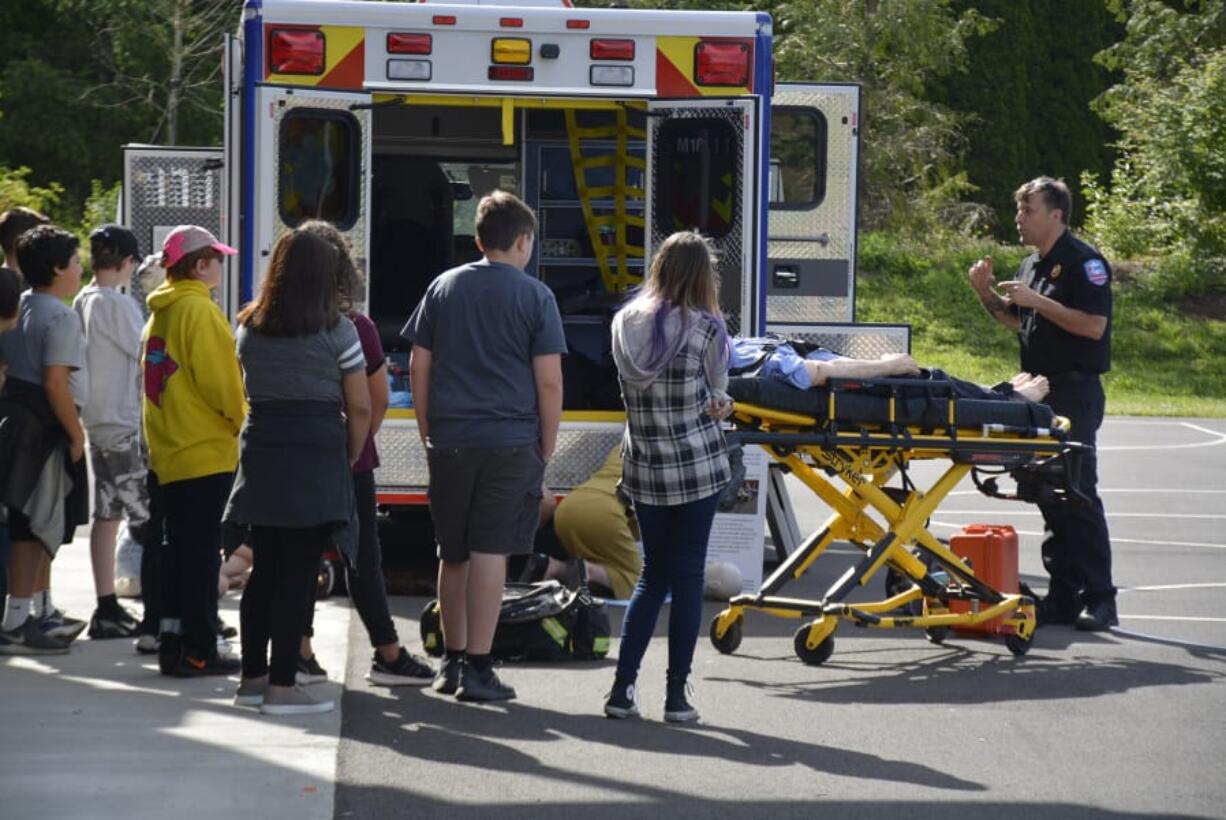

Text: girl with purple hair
xmin=605 ymin=230 xmax=734 ymax=723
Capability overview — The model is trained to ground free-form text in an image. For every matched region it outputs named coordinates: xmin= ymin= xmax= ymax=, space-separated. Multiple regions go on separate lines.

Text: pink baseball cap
xmin=161 ymin=225 xmax=237 ymax=268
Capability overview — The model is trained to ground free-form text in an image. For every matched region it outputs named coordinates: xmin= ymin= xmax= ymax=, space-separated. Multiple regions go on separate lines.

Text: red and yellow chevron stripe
xmin=656 ymin=36 xmax=754 ymax=97
xmin=265 ymin=24 xmax=365 ymax=90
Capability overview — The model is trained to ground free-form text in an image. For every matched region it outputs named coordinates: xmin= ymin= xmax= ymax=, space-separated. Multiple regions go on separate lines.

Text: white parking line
xmin=1119 ymin=615 xmax=1226 ymax=623
xmin=1098 ymin=421 xmax=1226 ymax=451
xmin=1121 ymin=583 xmax=1226 ymax=592
xmin=928 ymin=520 xmax=1226 ymax=550
xmin=947 ymin=489 xmax=1226 ymax=496
xmin=935 ymin=511 xmax=1226 ymax=520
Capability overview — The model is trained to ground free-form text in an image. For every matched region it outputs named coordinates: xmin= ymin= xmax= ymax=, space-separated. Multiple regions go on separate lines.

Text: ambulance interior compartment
xmin=368 ymin=104 xmax=655 ymax=412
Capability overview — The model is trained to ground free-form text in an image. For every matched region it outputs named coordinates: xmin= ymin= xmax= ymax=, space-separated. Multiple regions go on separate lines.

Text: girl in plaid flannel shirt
xmin=605 ymin=231 xmax=733 ymax=723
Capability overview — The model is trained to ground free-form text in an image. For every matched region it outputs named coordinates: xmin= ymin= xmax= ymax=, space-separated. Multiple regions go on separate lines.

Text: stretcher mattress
xmin=727 ymin=377 xmax=1058 ymax=431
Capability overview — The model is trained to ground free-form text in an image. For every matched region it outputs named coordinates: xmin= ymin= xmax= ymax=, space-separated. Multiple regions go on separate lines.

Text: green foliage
xmin=932 ymin=0 xmax=1120 ymax=238
xmin=0 ymin=166 xmax=63 ymax=215
xmin=1084 ymin=0 xmax=1226 ymax=295
xmin=857 ymin=231 xmax=1226 ymax=416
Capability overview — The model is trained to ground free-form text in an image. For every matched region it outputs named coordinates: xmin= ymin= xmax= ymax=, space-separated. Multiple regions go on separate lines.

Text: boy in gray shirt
xmin=74 ymin=225 xmax=148 ymax=639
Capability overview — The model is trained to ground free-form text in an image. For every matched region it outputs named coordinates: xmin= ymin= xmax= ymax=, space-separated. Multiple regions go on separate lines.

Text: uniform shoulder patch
xmin=1084 ymin=258 xmax=1109 ymax=286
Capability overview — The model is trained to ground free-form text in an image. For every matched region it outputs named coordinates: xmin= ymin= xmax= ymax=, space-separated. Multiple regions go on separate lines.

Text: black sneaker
xmin=1036 ymin=595 xmax=1080 ymax=627
xmin=296 ymin=654 xmax=328 ymax=685
xmin=215 ymin=617 xmax=238 ymax=640
xmin=0 ymin=617 xmax=71 ymax=655
xmin=172 ymin=650 xmax=242 ymax=678
xmin=456 ymin=664 xmax=516 ymax=703
xmin=603 ymin=681 xmax=640 ymax=719
xmin=664 ymin=678 xmax=699 ymax=723
xmin=40 ymin=610 xmax=87 ymax=643
xmin=432 ymin=656 xmax=463 ymax=695
xmin=1076 ymin=598 xmax=1119 ymax=632
xmin=88 ymin=606 xmax=141 ymax=639
xmin=368 ymin=648 xmax=434 ymax=687
xmin=157 ymin=633 xmax=183 ymax=676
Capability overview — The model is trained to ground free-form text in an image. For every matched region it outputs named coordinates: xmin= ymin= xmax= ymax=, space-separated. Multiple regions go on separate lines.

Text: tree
xmin=1084 ymin=0 xmax=1226 ymax=270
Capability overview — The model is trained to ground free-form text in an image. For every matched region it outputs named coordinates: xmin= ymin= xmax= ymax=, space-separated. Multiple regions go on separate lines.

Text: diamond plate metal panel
xmin=123 ymin=148 xmax=224 ymax=260
xmin=768 ymin=323 xmax=910 ymax=357
xmin=767 ymin=295 xmax=852 ymax=324
xmin=768 ymin=87 xmax=857 ymax=243
xmin=374 ymin=421 xmax=625 ymax=494
xmin=650 ymin=106 xmax=747 ymax=336
xmin=269 ymin=94 xmax=370 ymax=306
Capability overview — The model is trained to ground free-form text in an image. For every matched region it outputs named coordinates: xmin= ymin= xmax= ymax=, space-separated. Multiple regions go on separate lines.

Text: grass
xmin=854 ymin=232 xmax=1226 ymax=418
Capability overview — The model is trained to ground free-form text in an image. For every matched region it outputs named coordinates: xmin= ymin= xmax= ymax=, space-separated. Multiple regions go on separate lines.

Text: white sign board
xmin=706 ymin=444 xmax=770 ymax=593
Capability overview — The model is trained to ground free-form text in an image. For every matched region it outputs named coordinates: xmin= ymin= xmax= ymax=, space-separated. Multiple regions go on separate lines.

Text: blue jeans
xmin=615 ymin=492 xmax=721 ymax=684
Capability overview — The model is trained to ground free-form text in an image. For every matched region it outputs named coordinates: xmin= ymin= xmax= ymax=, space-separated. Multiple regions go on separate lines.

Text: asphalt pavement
xmin=2 ymin=416 xmax=1224 ymax=819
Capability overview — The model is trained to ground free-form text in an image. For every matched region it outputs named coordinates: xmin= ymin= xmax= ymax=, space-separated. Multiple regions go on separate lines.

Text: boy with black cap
xmin=74 ymin=225 xmax=149 ymax=639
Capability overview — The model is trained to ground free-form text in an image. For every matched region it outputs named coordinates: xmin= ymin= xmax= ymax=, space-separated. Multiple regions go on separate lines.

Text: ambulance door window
xmin=769 ymin=108 xmax=826 ymax=208
xmin=654 ymin=118 xmax=738 ymax=239
xmin=279 ymin=109 xmax=360 ymax=229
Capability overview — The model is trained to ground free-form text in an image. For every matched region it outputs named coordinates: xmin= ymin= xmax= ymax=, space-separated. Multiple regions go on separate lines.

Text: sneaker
xmin=157 ymin=633 xmax=182 ymax=675
xmin=171 ymin=650 xmax=241 ymax=678
xmin=0 ymin=618 xmax=72 ymax=655
xmin=217 ymin=636 xmax=235 ymax=659
xmin=260 ymin=684 xmax=335 ymax=716
xmin=664 ymin=678 xmax=699 ymax=723
xmin=40 ymin=610 xmax=87 ymax=642
xmin=215 ymin=618 xmax=238 ymax=640
xmin=455 ymin=664 xmax=516 ymax=703
xmin=367 ymin=648 xmax=434 ymax=687
xmin=603 ymin=681 xmax=640 ymax=719
xmin=1076 ymin=598 xmax=1119 ymax=632
xmin=234 ymin=674 xmax=269 ymax=707
xmin=88 ymin=606 xmax=141 ymax=640
xmin=114 ymin=576 xmax=142 ymax=598
xmin=432 ymin=656 xmax=463 ymax=695
xmin=296 ymin=654 xmax=328 ymax=685
xmin=134 ymin=633 xmax=160 ymax=655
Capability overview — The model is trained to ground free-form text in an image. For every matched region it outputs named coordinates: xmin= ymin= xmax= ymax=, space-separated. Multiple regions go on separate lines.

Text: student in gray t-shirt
xmin=73 ymin=224 xmax=149 ymax=640
xmin=0 ymin=225 xmax=89 ymax=653
xmin=402 ymin=191 xmax=565 ymax=703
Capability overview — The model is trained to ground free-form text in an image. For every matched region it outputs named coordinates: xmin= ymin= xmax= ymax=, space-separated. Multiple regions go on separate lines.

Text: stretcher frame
xmin=709 ymin=378 xmax=1087 ymax=664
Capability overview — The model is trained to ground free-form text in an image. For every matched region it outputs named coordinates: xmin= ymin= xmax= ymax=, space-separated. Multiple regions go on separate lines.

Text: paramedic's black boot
xmin=663 ymin=675 xmax=698 ymax=724
xmin=604 ymin=677 xmax=640 ymax=719
xmin=456 ymin=654 xmax=516 ymax=702
xmin=1075 ymin=598 xmax=1118 ymax=632
xmin=1032 ymin=583 xmax=1080 ymax=627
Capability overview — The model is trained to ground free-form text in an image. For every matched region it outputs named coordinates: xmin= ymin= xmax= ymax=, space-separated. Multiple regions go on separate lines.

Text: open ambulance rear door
xmin=646 ymin=98 xmax=760 ymax=337
xmin=764 ymin=83 xmax=908 ymax=354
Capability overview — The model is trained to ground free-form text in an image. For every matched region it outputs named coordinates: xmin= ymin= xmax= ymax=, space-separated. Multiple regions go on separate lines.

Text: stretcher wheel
xmin=925 ymin=627 xmax=949 ymax=645
xmin=709 ymin=614 xmax=743 ymax=655
xmin=316 ymin=559 xmax=336 ymax=600
xmin=793 ymin=624 xmax=836 ymax=666
xmin=1005 ymin=633 xmax=1032 ymax=656
xmin=419 ymin=601 xmax=444 ymax=658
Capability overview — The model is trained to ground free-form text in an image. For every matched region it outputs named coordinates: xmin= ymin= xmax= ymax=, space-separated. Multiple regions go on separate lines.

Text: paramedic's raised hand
xmin=999 ymin=280 xmax=1042 ymax=309
xmin=969 ymin=256 xmax=996 ymax=295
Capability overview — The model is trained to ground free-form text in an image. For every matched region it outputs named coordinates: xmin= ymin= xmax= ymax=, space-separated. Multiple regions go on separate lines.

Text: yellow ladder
xmin=564 ymin=107 xmax=646 ymax=292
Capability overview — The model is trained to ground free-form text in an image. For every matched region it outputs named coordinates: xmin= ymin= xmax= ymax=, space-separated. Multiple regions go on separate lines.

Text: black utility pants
xmin=1038 ymin=375 xmax=1116 ymax=606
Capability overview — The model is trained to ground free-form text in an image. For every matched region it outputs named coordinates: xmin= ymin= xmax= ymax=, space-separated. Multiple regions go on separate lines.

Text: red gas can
xmin=948 ymin=524 xmax=1019 ymax=635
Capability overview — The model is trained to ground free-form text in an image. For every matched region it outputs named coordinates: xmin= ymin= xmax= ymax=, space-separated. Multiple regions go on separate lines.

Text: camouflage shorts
xmin=88 ymin=434 xmax=150 ymax=526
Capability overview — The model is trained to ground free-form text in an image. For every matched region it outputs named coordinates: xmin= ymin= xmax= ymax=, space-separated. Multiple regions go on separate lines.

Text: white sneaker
xmin=260 ymin=685 xmax=335 ymax=716
xmin=216 ymin=636 xmax=234 ymax=658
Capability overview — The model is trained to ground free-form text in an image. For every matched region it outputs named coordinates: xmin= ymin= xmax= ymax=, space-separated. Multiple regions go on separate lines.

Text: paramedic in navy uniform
xmin=968 ymin=176 xmax=1117 ymax=632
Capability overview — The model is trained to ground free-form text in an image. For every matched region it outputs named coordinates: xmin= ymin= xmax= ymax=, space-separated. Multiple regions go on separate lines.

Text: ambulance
xmin=121 ymin=0 xmax=909 ymax=527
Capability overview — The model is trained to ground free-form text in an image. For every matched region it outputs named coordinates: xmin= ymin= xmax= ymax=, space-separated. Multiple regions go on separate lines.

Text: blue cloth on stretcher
xmin=731 ymin=338 xmax=840 ymax=389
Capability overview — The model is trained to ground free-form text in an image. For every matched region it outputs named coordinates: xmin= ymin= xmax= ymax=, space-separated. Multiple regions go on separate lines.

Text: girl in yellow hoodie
xmin=142 ymin=225 xmax=246 ymax=677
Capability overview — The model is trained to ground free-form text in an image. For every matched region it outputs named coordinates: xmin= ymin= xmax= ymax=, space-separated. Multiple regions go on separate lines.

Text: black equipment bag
xmin=420 ymin=580 xmax=612 ymax=662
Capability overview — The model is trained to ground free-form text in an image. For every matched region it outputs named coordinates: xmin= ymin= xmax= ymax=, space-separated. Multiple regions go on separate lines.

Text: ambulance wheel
xmin=709 ymin=614 xmax=743 ymax=655
xmin=315 ymin=560 xmax=336 ymax=600
xmin=925 ymin=627 xmax=949 ymax=645
xmin=1005 ymin=633 xmax=1032 ymax=656
xmin=793 ymin=624 xmax=835 ymax=666
xmin=419 ymin=601 xmax=444 ymax=658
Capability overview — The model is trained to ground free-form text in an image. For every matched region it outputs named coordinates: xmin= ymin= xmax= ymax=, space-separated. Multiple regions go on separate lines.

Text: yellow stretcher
xmin=708 ymin=375 xmax=1090 ymax=664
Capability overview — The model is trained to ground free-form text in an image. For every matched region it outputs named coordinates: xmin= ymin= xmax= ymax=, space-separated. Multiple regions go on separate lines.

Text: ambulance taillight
xmin=387 ymin=33 xmax=432 ymax=55
xmin=590 ymin=39 xmax=634 ymax=61
xmin=694 ymin=40 xmax=750 ymax=86
xmin=268 ymin=29 xmax=325 ymax=75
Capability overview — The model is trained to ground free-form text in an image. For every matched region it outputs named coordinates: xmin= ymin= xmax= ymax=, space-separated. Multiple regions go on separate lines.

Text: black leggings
xmin=241 ymin=525 xmax=327 ymax=686
xmin=302 ymin=471 xmax=400 ymax=649
xmin=161 ymin=473 xmax=231 ymax=657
